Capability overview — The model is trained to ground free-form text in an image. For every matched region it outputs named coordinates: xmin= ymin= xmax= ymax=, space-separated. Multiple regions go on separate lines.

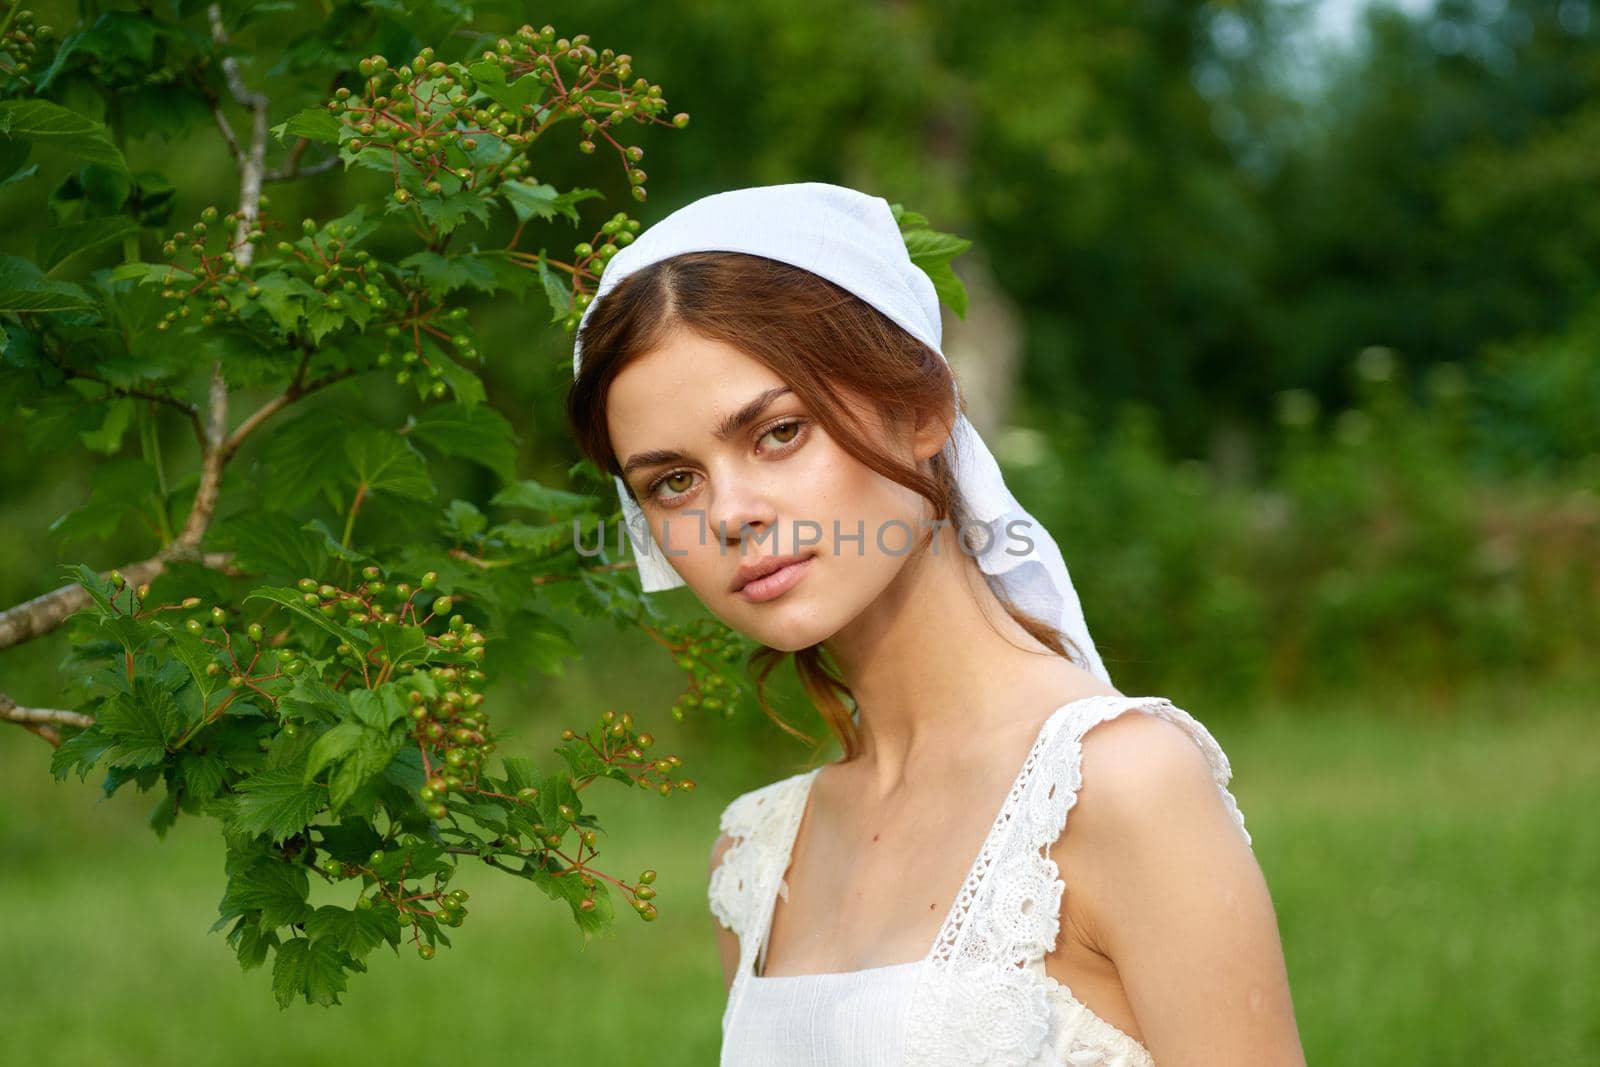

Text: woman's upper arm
xmin=709 ymin=831 xmax=741 ymax=993
xmin=1057 ymin=712 xmax=1307 ymax=1067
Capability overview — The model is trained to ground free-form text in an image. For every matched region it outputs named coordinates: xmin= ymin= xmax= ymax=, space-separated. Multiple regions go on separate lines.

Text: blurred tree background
xmin=1 ymin=0 xmax=1595 ymax=1064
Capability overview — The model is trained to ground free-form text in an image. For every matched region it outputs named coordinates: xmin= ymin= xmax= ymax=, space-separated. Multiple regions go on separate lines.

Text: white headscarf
xmin=571 ymin=182 xmax=1111 ymax=685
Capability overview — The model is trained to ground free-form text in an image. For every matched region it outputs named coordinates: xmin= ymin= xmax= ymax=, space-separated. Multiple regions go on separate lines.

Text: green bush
xmin=1003 ymin=345 xmax=1599 ymax=708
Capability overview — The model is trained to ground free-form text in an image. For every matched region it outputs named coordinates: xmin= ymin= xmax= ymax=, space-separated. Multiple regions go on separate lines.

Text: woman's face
xmin=604 ymin=326 xmax=944 ymax=650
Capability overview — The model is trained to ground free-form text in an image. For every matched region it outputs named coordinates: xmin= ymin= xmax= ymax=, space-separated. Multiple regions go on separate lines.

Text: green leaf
xmin=302 ymin=720 xmax=361 ymax=775
xmin=0 ymin=128 xmax=35 ymax=187
xmin=491 ymin=479 xmax=600 ymax=519
xmin=254 ymin=408 xmax=358 ymax=511
xmin=532 ymin=859 xmax=612 ymax=941
xmin=78 ymin=396 xmax=134 ymax=453
xmin=345 ymin=430 xmax=436 ymax=502
xmin=404 ymin=402 xmax=519 ymax=483
xmin=304 ymin=688 xmax=408 ymax=814
xmin=442 ymin=499 xmax=487 ymax=540
xmin=537 ymin=254 xmax=572 ymax=323
xmin=889 ymin=202 xmax=930 ymax=229
xmin=467 ymin=60 xmax=544 ymax=111
xmin=151 ymin=620 xmax=225 ymax=703
xmin=179 ymin=752 xmax=229 ymax=801
xmin=0 ymin=100 xmax=129 ymax=174
xmin=46 ymin=455 xmax=158 ymax=544
xmin=365 ymin=626 xmax=430 ymax=675
xmin=315 ymin=818 xmax=385 ymax=864
xmin=491 ymin=521 xmax=570 ymax=556
xmin=500 ymin=756 xmax=541 ymax=794
xmin=418 ymin=189 xmax=491 ymax=236
xmin=231 ymin=767 xmax=327 ymax=843
xmin=51 ymin=726 xmax=111 ymax=781
xmin=211 ymin=511 xmax=332 ymax=580
xmin=216 ymin=860 xmax=312 ymax=931
xmin=149 ymin=788 xmax=180 ymax=838
xmin=901 ymin=227 xmax=973 ymax=319
xmin=245 ymin=271 xmax=316 ymax=334
xmin=272 ymin=936 xmax=351 ymax=1008
xmin=431 ymin=349 xmax=486 ymax=409
xmin=398 ymin=250 xmax=498 ymax=298
xmin=305 ymin=302 xmax=348 ymax=345
xmin=279 ymin=674 xmax=347 ymax=727
xmin=304 ymin=904 xmax=400 ymax=957
xmin=38 ymin=217 xmax=142 ymax=272
xmin=95 ymin=681 xmax=184 ymax=769
xmin=227 ymin=914 xmax=280 ymax=971
xmin=271 ymin=108 xmax=343 ymax=145
xmin=0 ymin=287 xmax=97 ymax=312
xmin=59 ymin=560 xmax=118 ymax=616
xmin=499 ymin=180 xmax=600 ymax=226
xmin=307 ymin=722 xmax=399 ymax=810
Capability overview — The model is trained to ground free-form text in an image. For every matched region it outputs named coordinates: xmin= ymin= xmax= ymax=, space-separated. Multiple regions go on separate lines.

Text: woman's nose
xmin=704 ymin=470 xmax=779 ymax=552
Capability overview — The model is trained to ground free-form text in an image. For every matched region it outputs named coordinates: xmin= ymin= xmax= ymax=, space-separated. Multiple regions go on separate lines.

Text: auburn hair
xmin=566 ymin=250 xmax=1084 ymax=762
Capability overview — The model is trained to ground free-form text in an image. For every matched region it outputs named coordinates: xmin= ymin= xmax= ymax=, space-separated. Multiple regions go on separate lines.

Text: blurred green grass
xmin=2 ymin=680 xmax=1595 ymax=1066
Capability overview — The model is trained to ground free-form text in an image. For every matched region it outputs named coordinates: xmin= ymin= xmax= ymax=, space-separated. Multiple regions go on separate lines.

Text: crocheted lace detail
xmin=1043 ymin=979 xmax=1154 ymax=1067
xmin=707 ymin=770 xmax=815 ymax=941
xmin=902 ymin=696 xmax=1251 ymax=1066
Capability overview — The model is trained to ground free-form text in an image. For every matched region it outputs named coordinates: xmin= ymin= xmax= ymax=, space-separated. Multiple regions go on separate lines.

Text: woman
xmin=566 ymin=183 xmax=1306 ymax=1066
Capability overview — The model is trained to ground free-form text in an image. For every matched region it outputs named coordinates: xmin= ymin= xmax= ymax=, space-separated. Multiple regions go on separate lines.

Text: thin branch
xmin=209 ymin=96 xmax=243 ymax=163
xmin=208 ymin=2 xmax=268 ymax=267
xmin=265 ymin=136 xmax=311 ymax=181
xmin=173 ymin=362 xmax=230 ymax=549
xmin=0 ymin=551 xmax=238 ymax=652
xmin=21 ymin=723 xmax=62 ymax=745
xmin=208 ymin=4 xmax=268 ymax=111
xmin=266 ymin=153 xmax=339 ymax=181
xmin=165 ymin=6 xmax=271 ymax=553
xmin=60 ymin=365 xmax=205 ymax=446
xmin=1 ymin=693 xmax=94 ymax=731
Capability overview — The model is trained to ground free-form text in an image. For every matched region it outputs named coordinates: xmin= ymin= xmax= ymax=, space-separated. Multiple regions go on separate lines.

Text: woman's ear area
xmin=909 ymin=393 xmax=959 ymax=463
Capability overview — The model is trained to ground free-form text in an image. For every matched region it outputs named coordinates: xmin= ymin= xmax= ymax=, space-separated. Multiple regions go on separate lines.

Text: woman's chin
xmin=725 ymin=602 xmax=838 ymax=652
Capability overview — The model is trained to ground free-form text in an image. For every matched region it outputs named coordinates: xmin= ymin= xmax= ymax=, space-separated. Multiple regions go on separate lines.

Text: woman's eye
xmin=762 ymin=419 xmax=802 ymax=447
xmin=654 ymin=471 xmax=697 ymax=500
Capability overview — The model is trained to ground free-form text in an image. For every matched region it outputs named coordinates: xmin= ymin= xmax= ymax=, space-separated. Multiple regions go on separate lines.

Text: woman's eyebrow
xmin=620 ymin=386 xmax=794 ymax=477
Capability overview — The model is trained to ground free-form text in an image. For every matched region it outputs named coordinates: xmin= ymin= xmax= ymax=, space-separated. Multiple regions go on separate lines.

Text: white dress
xmin=708 ymin=694 xmax=1254 ymax=1067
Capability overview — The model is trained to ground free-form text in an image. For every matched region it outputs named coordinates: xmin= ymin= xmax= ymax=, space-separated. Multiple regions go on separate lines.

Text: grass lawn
xmin=0 ymin=681 xmax=1594 ymax=1066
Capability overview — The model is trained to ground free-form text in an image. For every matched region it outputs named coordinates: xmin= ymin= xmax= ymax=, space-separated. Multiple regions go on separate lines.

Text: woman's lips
xmin=735 ymin=556 xmax=815 ymax=603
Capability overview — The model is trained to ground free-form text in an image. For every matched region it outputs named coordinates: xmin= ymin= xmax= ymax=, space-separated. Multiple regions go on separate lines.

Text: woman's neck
xmin=821 ymin=521 xmax=1108 ymax=797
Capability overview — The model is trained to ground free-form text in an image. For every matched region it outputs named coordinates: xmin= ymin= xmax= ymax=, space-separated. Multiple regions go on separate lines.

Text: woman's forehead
xmin=606 ymin=333 xmax=790 ymax=449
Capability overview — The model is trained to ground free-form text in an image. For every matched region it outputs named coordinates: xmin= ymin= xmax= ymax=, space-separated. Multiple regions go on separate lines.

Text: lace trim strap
xmin=901 ymin=695 xmax=1249 ymax=1066
xmin=706 ymin=769 xmax=816 ymax=948
xmin=1055 ymin=697 xmax=1252 ymax=849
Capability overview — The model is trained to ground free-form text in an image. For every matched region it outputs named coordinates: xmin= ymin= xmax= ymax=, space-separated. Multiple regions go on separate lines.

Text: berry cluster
xmin=411 ymin=649 xmax=494 ymax=821
xmin=374 ymin=303 xmax=474 ymax=396
xmin=548 ymin=708 xmax=691 ymax=920
xmin=561 ymin=707 xmax=695 ymax=798
xmin=152 ymin=202 xmax=268 ymax=332
xmin=314 ymin=832 xmax=475 ymax=957
xmin=644 ymin=620 xmax=748 ymax=722
xmin=331 ymin=24 xmax=686 ymax=209
xmin=0 ymin=6 xmax=52 ymax=79
xmin=538 ymin=209 xmax=645 ymax=331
